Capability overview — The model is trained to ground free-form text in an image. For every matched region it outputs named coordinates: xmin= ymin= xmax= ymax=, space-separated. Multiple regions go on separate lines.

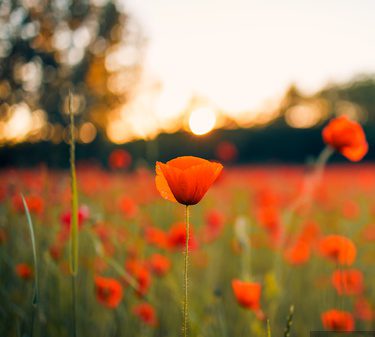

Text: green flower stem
xmin=183 ymin=205 xmax=190 ymax=337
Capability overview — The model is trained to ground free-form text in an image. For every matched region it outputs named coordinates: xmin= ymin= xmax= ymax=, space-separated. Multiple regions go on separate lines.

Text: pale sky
xmin=124 ymin=0 xmax=375 ymax=112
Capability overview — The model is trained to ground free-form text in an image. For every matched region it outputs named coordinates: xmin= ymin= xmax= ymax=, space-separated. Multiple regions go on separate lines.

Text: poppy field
xmin=0 ymin=116 xmax=374 ymax=337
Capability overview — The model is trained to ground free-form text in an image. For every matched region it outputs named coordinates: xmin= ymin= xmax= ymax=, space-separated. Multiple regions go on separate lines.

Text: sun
xmin=188 ymin=107 xmax=216 ymax=135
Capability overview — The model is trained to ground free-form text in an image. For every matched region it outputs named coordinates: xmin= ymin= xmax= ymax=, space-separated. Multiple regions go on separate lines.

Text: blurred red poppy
xmin=331 ymin=269 xmax=364 ymax=295
xmin=15 ymin=263 xmax=33 ymax=280
xmin=132 ymin=303 xmax=157 ymax=327
xmin=284 ymin=240 xmax=311 ymax=265
xmin=155 ymin=156 xmax=223 ymax=206
xmin=94 ymin=276 xmax=123 ymax=308
xmin=215 ymin=141 xmax=238 ymax=162
xmin=125 ymin=259 xmax=151 ymax=297
xmin=167 ymin=222 xmax=198 ymax=251
xmin=322 ymin=115 xmax=368 ymax=162
xmin=319 ymin=235 xmax=356 ymax=266
xmin=149 ymin=253 xmax=171 ymax=277
xmin=202 ymin=210 xmax=225 ymax=242
xmin=232 ymin=279 xmax=261 ymax=311
xmin=60 ymin=205 xmax=90 ymax=231
xmin=144 ymin=226 xmax=168 ymax=249
xmin=13 ymin=195 xmax=44 ymax=215
xmin=354 ymin=297 xmax=373 ymax=321
xmin=108 ymin=149 xmax=132 ymax=169
xmin=118 ymin=196 xmax=138 ymax=218
xmin=321 ymin=309 xmax=354 ymax=332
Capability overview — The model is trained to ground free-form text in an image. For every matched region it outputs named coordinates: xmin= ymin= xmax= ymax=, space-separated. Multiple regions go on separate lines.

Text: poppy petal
xmin=155 ymin=162 xmax=177 ymax=203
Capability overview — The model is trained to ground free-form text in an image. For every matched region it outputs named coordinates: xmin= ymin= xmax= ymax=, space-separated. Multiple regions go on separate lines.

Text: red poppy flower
xmin=148 ymin=254 xmax=171 ymax=277
xmin=13 ymin=195 xmax=44 ymax=215
xmin=144 ymin=226 xmax=168 ymax=249
xmin=155 ymin=156 xmax=223 ymax=206
xmin=132 ymin=303 xmax=157 ymax=327
xmin=15 ymin=263 xmax=33 ymax=280
xmin=108 ymin=149 xmax=132 ymax=169
xmin=167 ymin=222 xmax=198 ymax=251
xmin=232 ymin=279 xmax=261 ymax=311
xmin=331 ymin=269 xmax=364 ymax=295
xmin=284 ymin=240 xmax=311 ymax=265
xmin=215 ymin=141 xmax=238 ymax=162
xmin=202 ymin=210 xmax=225 ymax=242
xmin=354 ymin=297 xmax=373 ymax=321
xmin=118 ymin=196 xmax=138 ymax=218
xmin=94 ymin=276 xmax=123 ymax=308
xmin=318 ymin=235 xmax=356 ymax=266
xmin=322 ymin=115 xmax=368 ymax=162
xmin=125 ymin=259 xmax=151 ymax=297
xmin=321 ymin=309 xmax=355 ymax=332
xmin=60 ymin=205 xmax=90 ymax=231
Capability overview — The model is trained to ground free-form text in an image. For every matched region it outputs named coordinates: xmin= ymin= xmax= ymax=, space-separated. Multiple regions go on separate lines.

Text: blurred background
xmin=0 ymin=0 xmax=375 ymax=167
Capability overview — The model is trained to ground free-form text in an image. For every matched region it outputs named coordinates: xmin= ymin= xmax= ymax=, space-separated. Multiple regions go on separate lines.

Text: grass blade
xmin=284 ymin=305 xmax=294 ymax=337
xmin=266 ymin=319 xmax=271 ymax=337
xmin=21 ymin=194 xmax=39 ymax=306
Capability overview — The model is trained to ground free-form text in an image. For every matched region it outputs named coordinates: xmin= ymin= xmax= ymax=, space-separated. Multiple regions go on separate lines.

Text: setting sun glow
xmin=189 ymin=107 xmax=216 ymax=136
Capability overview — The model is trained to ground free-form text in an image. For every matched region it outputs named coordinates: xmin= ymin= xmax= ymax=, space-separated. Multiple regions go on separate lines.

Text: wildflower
xmin=132 ymin=303 xmax=157 ymax=327
xmin=118 ymin=196 xmax=138 ymax=218
xmin=215 ymin=141 xmax=238 ymax=162
xmin=60 ymin=205 xmax=90 ymax=231
xmin=232 ymin=279 xmax=261 ymax=311
xmin=284 ymin=240 xmax=311 ymax=265
xmin=108 ymin=149 xmax=132 ymax=169
xmin=319 ymin=235 xmax=356 ymax=266
xmin=321 ymin=309 xmax=354 ymax=332
xmin=15 ymin=263 xmax=33 ymax=280
xmin=155 ymin=156 xmax=223 ymax=206
xmin=149 ymin=254 xmax=171 ymax=277
xmin=13 ymin=195 xmax=44 ymax=215
xmin=94 ymin=276 xmax=123 ymax=308
xmin=202 ymin=210 xmax=225 ymax=242
xmin=331 ymin=269 xmax=364 ymax=295
xmin=144 ymin=226 xmax=168 ymax=249
xmin=354 ymin=297 xmax=373 ymax=321
xmin=167 ymin=222 xmax=198 ymax=251
xmin=322 ymin=115 xmax=368 ymax=162
xmin=125 ymin=259 xmax=151 ymax=296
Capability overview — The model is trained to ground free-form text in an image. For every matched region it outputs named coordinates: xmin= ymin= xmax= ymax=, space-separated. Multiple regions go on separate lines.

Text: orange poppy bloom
xmin=15 ymin=263 xmax=33 ymax=280
xmin=232 ymin=279 xmax=261 ymax=311
xmin=155 ymin=156 xmax=223 ymax=206
xmin=322 ymin=115 xmax=368 ymax=162
xmin=132 ymin=303 xmax=157 ymax=327
xmin=321 ymin=309 xmax=355 ymax=332
xmin=331 ymin=269 xmax=364 ymax=295
xmin=318 ymin=235 xmax=356 ymax=266
xmin=94 ymin=276 xmax=123 ymax=308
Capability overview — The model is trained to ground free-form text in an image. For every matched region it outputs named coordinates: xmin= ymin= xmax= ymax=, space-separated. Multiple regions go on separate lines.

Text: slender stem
xmin=69 ymin=90 xmax=79 ymax=276
xmin=69 ymin=90 xmax=79 ymax=337
xmin=72 ymin=275 xmax=77 ymax=337
xmin=183 ymin=205 xmax=190 ymax=337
